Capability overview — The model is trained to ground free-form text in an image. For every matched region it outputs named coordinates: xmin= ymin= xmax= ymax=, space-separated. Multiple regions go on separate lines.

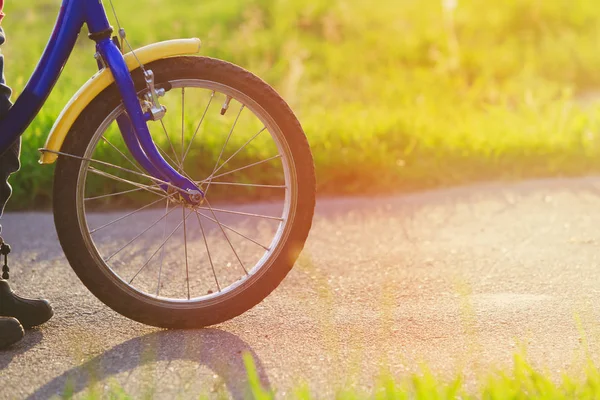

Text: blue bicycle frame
xmin=0 ymin=0 xmax=202 ymax=201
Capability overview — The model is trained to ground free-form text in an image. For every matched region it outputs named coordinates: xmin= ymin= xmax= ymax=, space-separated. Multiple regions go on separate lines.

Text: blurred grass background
xmin=4 ymin=0 xmax=600 ymax=208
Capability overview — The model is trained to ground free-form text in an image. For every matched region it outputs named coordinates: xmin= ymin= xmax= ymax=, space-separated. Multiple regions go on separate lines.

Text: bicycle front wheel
xmin=52 ymin=56 xmax=315 ymax=328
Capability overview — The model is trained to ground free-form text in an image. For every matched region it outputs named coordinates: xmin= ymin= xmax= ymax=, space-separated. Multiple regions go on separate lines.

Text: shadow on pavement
xmin=0 ymin=329 xmax=43 ymax=371
xmin=26 ymin=328 xmax=270 ymax=399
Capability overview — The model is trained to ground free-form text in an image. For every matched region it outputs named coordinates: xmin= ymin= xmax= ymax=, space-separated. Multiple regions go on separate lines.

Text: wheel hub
xmin=167 ymin=187 xmax=204 ymax=206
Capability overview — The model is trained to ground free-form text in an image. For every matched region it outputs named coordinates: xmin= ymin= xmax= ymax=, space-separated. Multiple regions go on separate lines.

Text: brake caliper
xmin=143 ymin=70 xmax=167 ymax=121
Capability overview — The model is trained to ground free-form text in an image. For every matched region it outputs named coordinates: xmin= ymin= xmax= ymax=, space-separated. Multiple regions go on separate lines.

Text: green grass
xmin=66 ymin=352 xmax=600 ymax=399
xmin=5 ymin=0 xmax=600 ymax=208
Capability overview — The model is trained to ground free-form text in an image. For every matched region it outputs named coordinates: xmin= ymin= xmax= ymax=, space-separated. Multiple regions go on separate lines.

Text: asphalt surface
xmin=3 ymin=177 xmax=600 ymax=398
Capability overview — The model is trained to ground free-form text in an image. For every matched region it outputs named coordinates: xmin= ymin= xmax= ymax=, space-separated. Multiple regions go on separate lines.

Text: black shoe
xmin=0 ymin=316 xmax=23 ymax=349
xmin=0 ymin=280 xmax=53 ymax=328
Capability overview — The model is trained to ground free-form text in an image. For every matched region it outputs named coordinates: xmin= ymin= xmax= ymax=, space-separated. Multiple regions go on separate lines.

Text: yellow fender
xmin=39 ymin=38 xmax=202 ymax=164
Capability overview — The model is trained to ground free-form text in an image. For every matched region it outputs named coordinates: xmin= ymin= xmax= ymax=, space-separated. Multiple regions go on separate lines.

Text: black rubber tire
xmin=53 ymin=56 xmax=315 ymax=328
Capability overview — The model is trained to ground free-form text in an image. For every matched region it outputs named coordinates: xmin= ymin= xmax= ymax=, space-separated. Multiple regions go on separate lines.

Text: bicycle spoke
xmin=213 ymin=104 xmax=244 ymax=171
xmin=182 ymin=204 xmax=191 ymax=300
xmin=86 ymin=159 xmax=166 ymax=187
xmin=90 ymin=193 xmax=174 ymax=234
xmin=160 ymin=120 xmax=182 ymax=168
xmin=129 ymin=208 xmax=193 ymax=285
xmin=105 ymin=203 xmax=179 ymax=262
xmin=194 ymin=211 xmax=221 ymax=292
xmin=196 ymin=206 xmax=283 ymax=221
xmin=156 ymin=199 xmax=171 ymax=297
xmin=88 ymin=167 xmax=167 ymax=197
xmin=182 ymin=91 xmax=215 ymax=164
xmin=203 ymin=199 xmax=258 ymax=270
xmin=207 ymin=126 xmax=267 ymax=179
xmin=101 ymin=135 xmax=144 ymax=174
xmin=204 ymin=182 xmax=287 ymax=189
xmin=42 ymin=148 xmax=176 ymax=190
xmin=181 ymin=88 xmax=185 ymax=163
xmin=200 ymin=154 xmax=282 ymax=183
xmin=204 ymin=104 xmax=245 ymax=194
xmin=196 ymin=210 xmax=270 ymax=251
xmin=85 ymin=186 xmax=152 ymax=201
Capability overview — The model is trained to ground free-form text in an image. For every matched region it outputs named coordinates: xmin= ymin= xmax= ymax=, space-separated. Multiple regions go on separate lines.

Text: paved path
xmin=3 ymin=177 xmax=600 ymax=398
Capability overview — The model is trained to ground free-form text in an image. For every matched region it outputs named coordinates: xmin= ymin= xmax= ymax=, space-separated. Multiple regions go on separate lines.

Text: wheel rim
xmin=74 ymin=79 xmax=298 ymax=305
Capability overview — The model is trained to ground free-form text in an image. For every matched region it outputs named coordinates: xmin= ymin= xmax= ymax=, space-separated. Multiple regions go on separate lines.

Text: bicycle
xmin=5 ymin=0 xmax=315 ymax=328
